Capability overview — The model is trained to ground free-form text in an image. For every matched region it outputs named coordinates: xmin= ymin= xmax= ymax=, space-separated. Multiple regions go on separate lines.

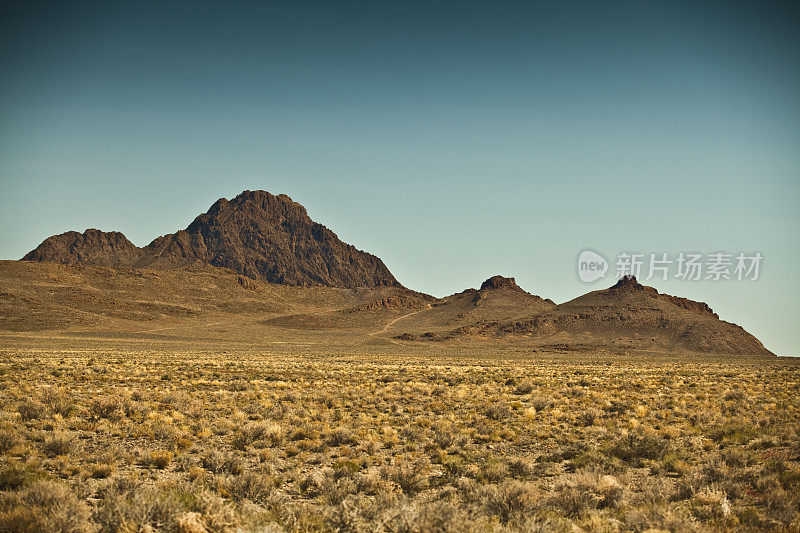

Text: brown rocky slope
xmin=389 ymin=275 xmax=555 ymax=338
xmin=24 ymin=191 xmax=400 ymax=289
xmin=17 ymin=193 xmax=775 ymax=356
xmin=397 ymin=275 xmax=774 ymax=356
xmin=22 ymin=229 xmax=140 ymax=268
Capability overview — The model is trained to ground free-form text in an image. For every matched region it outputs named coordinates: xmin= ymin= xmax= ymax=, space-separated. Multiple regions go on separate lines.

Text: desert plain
xmin=0 ymin=259 xmax=798 ymax=532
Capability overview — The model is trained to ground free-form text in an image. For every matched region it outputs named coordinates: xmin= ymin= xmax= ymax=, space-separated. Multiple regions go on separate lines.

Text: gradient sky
xmin=1 ymin=1 xmax=798 ymax=355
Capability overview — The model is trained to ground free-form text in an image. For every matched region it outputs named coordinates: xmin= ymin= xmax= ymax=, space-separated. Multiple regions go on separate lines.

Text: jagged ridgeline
xmin=19 ymin=191 xmax=774 ymax=356
xmin=24 ymin=191 xmax=400 ymax=288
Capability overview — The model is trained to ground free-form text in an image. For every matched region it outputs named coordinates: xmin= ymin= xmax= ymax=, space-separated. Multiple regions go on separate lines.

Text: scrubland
xmin=0 ymin=339 xmax=798 ymax=532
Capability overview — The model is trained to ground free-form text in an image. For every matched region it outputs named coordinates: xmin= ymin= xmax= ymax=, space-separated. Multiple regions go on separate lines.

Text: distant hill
xmin=24 ymin=190 xmax=399 ymax=289
xmin=390 ymin=275 xmax=555 ymax=339
xmin=15 ymin=192 xmax=775 ymax=356
xmin=22 ymin=229 xmax=140 ymax=268
xmin=397 ymin=275 xmax=774 ymax=356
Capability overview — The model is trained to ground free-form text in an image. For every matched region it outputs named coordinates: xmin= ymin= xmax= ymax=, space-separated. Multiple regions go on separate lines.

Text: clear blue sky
xmin=1 ymin=1 xmax=798 ymax=355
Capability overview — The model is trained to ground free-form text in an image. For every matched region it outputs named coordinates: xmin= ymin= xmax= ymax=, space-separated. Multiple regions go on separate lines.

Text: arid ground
xmin=1 ymin=328 xmax=798 ymax=532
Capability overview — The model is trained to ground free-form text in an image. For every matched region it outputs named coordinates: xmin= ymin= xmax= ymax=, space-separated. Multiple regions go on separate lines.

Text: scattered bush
xmin=42 ymin=431 xmax=78 ymax=457
xmin=0 ymin=347 xmax=796 ymax=531
xmin=0 ymin=480 xmax=95 ymax=533
xmin=479 ymin=480 xmax=539 ymax=525
xmin=202 ymin=450 xmax=243 ymax=475
xmin=17 ymin=400 xmax=43 ymax=422
xmin=381 ymin=457 xmax=430 ymax=494
xmin=514 ymin=380 xmax=534 ymax=395
xmin=0 ymin=429 xmax=20 ymax=454
xmin=148 ymin=450 xmax=174 ymax=469
xmin=227 ymin=471 xmax=273 ymax=503
xmin=606 ymin=433 xmax=670 ymax=465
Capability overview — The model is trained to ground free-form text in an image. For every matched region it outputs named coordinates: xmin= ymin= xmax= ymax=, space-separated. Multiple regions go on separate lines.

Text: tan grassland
xmin=0 ymin=332 xmax=798 ymax=532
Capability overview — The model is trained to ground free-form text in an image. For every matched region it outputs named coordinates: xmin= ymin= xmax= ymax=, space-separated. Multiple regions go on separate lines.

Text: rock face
xmin=19 ymin=194 xmax=776 ymax=356
xmin=419 ymin=275 xmax=773 ymax=356
xmin=23 ymin=191 xmax=401 ymax=288
xmin=540 ymin=276 xmax=772 ymax=355
xmin=480 ymin=275 xmax=520 ymax=291
xmin=23 ymin=229 xmax=140 ymax=268
xmin=384 ymin=275 xmax=557 ymax=336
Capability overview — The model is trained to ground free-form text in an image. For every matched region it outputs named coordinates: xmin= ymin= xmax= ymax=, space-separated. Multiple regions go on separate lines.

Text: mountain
xmin=391 ymin=275 xmax=556 ymax=339
xmin=22 ymin=229 xmax=140 ymax=268
xmin=23 ymin=191 xmax=400 ymax=289
xmin=538 ymin=275 xmax=774 ymax=355
xmin=260 ymin=277 xmax=558 ymax=334
xmin=397 ymin=275 xmax=774 ymax=356
xmin=17 ymin=193 xmax=775 ymax=356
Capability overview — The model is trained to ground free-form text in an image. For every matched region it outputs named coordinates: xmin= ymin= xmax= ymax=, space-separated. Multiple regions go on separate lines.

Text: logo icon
xmin=578 ymin=250 xmax=608 ymax=283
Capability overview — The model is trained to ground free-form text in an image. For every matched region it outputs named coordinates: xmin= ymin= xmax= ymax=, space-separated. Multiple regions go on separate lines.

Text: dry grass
xmin=0 ymin=339 xmax=798 ymax=532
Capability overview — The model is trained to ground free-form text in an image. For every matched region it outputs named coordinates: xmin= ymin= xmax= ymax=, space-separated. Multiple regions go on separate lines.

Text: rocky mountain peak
xmin=23 ymin=190 xmax=401 ymax=289
xmin=22 ymin=229 xmax=140 ymax=267
xmin=611 ymin=274 xmax=643 ymax=289
xmin=480 ymin=275 xmax=520 ymax=291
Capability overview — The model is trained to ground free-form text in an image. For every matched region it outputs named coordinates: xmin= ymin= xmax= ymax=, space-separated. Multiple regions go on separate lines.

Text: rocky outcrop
xmin=23 ymin=191 xmax=401 ymax=289
xmin=396 ymin=275 xmax=774 ymax=356
xmin=480 ymin=275 xmax=520 ymax=291
xmin=346 ymin=295 xmax=427 ymax=312
xmin=23 ymin=229 xmax=140 ymax=268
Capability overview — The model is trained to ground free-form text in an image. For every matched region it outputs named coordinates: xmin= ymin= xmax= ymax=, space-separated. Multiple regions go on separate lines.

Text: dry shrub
xmin=90 ymin=462 xmax=115 ymax=479
xmin=724 ymin=389 xmax=746 ymax=401
xmin=89 ymin=397 xmax=125 ymax=421
xmin=380 ymin=497 xmax=487 ymax=533
xmin=41 ymin=388 xmax=75 ymax=417
xmin=17 ymin=400 xmax=43 ymax=422
xmin=478 ymin=480 xmax=539 ymax=525
xmin=288 ymin=424 xmax=318 ymax=442
xmin=42 ymin=430 xmax=78 ymax=457
xmin=482 ymin=459 xmax=509 ymax=483
xmin=508 ymin=458 xmax=536 ymax=480
xmin=233 ymin=421 xmax=284 ymax=450
xmin=707 ymin=421 xmax=758 ymax=445
xmin=161 ymin=390 xmax=197 ymax=411
xmin=95 ymin=480 xmax=182 ymax=532
xmin=226 ymin=379 xmax=250 ymax=392
xmin=550 ymin=471 xmax=623 ymax=518
xmin=327 ymin=427 xmax=356 ymax=447
xmin=0 ymin=461 xmax=46 ymax=491
xmin=94 ymin=477 xmax=236 ymax=533
xmin=299 ymin=470 xmax=326 ymax=497
xmin=259 ymin=422 xmax=286 ymax=447
xmin=484 ymin=402 xmax=511 ymax=421
xmin=605 ymin=433 xmax=670 ymax=465
xmin=201 ymin=450 xmax=243 ymax=475
xmin=321 ymin=475 xmax=358 ymax=505
xmin=690 ymin=484 xmax=732 ymax=521
xmin=530 ymin=396 xmax=553 ymax=411
xmin=596 ymin=475 xmax=625 ymax=508
xmin=381 ymin=457 xmax=430 ymax=495
xmin=354 ymin=469 xmax=386 ymax=496
xmin=0 ymin=480 xmax=96 ymax=533
xmin=0 ymin=428 xmax=20 ymax=454
xmin=228 ymin=471 xmax=274 ymax=503
xmin=578 ymin=408 xmax=602 ymax=427
xmin=623 ymin=504 xmax=699 ymax=532
xmin=149 ymin=450 xmax=174 ymax=469
xmin=514 ymin=380 xmax=535 ymax=395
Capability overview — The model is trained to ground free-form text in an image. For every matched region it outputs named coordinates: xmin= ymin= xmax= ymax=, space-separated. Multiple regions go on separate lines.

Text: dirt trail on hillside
xmin=370 ymin=304 xmax=431 ymax=336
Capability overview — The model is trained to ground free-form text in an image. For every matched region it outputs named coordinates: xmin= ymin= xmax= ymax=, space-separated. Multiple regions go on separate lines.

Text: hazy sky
xmin=1 ymin=1 xmax=798 ymax=355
